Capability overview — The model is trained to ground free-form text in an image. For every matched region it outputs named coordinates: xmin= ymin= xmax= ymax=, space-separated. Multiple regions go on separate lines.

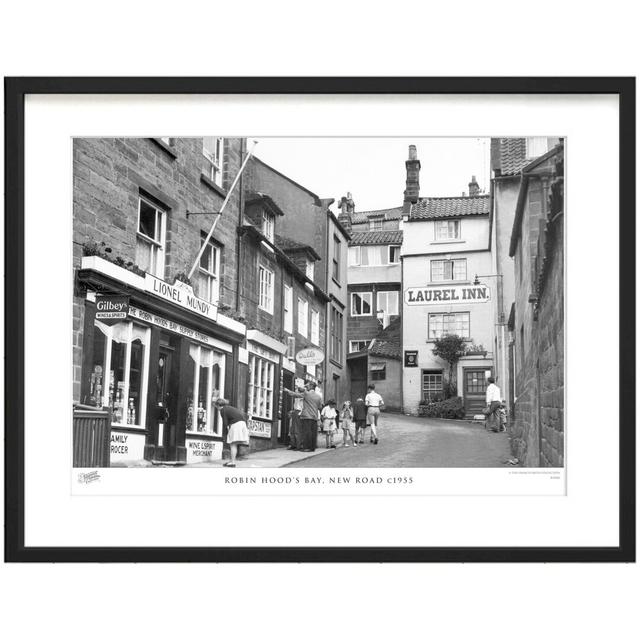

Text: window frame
xmin=351 ymin=291 xmax=373 ymax=317
xmin=94 ymin=320 xmax=151 ymax=429
xmin=262 ymin=210 xmax=275 ymax=243
xmin=297 ymin=297 xmax=309 ymax=337
xmin=248 ymin=353 xmax=276 ymax=420
xmin=349 ymin=340 xmax=369 ymax=353
xmin=197 ymin=234 xmax=221 ymax=304
xmin=185 ymin=344 xmax=225 ymax=437
xmin=348 ymin=246 xmax=361 ymax=266
xmin=136 ymin=195 xmax=166 ymax=278
xmin=430 ymin=258 xmax=467 ymax=282
xmin=202 ymin=136 xmax=224 ymax=187
xmin=258 ymin=265 xmax=274 ymax=314
xmin=332 ymin=234 xmax=341 ymax=281
xmin=434 ymin=219 xmax=461 ymax=241
xmin=283 ymin=284 xmax=293 ymax=334
xmin=369 ymin=219 xmax=384 ymax=231
xmin=427 ymin=311 xmax=471 ymax=340
xmin=330 ymin=307 xmax=343 ymax=362
xmin=376 ymin=290 xmax=399 ymax=316
xmin=310 ymin=308 xmax=320 ymax=345
xmin=421 ymin=369 xmax=444 ymax=402
xmin=389 ymin=245 xmax=401 ymax=263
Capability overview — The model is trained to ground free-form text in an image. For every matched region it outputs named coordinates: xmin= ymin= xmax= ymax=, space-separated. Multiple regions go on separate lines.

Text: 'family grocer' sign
xmin=405 ymin=284 xmax=491 ymax=306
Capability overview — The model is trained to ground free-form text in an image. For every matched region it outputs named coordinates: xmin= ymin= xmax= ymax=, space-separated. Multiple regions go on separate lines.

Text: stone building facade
xmin=508 ymin=142 xmax=564 ymax=467
xmin=73 ymin=137 xmax=247 ymax=465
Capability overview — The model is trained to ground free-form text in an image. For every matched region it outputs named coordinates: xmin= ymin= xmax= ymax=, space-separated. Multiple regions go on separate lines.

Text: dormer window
xmin=262 ymin=210 xmax=275 ymax=242
xmin=369 ymin=219 xmax=384 ymax=231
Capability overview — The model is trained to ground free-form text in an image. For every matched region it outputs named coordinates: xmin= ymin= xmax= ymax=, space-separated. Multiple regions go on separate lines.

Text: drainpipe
xmin=324 ymin=207 xmax=331 ymax=401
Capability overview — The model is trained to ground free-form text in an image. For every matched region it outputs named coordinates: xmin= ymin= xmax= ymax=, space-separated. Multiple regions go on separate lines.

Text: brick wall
xmin=510 ymin=154 xmax=564 ymax=467
xmin=72 ymin=137 xmax=244 ymax=401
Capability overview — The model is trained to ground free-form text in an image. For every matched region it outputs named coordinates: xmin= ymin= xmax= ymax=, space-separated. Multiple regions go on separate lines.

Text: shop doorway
xmin=155 ymin=336 xmax=179 ymax=453
xmin=347 ymin=354 xmax=367 ymax=403
xmin=462 ymin=367 xmax=492 ymax=417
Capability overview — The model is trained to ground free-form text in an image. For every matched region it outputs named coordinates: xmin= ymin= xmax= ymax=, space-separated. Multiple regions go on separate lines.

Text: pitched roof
xmin=275 ymin=234 xmax=321 ymax=261
xmin=351 ymin=206 xmax=403 ymax=224
xmin=348 ymin=230 xmax=403 ymax=246
xmin=369 ymin=340 xmax=402 ymax=360
xmin=409 ymin=195 xmax=490 ymax=220
xmin=498 ymin=138 xmax=529 ymax=176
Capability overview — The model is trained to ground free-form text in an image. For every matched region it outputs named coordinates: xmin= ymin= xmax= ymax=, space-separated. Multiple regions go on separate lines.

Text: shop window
xmin=349 ymin=246 xmax=361 ymax=266
xmin=310 ymin=308 xmax=320 ymax=345
xmin=422 ymin=370 xmax=444 ymax=401
xmin=259 ymin=265 xmax=274 ymax=313
xmin=435 ymin=220 xmax=460 ymax=241
xmin=349 ymin=340 xmax=369 ymax=353
xmin=262 ymin=210 xmax=275 ymax=242
xmin=136 ymin=196 xmax=166 ymax=277
xmin=92 ymin=320 xmax=151 ymax=428
xmin=428 ymin=312 xmax=470 ymax=339
xmin=248 ymin=354 xmax=275 ymax=420
xmin=298 ymin=297 xmax=308 ymax=337
xmin=370 ymin=362 xmax=386 ymax=380
xmin=389 ymin=245 xmax=401 ymax=263
xmin=203 ymin=136 xmax=224 ymax=187
xmin=351 ymin=291 xmax=372 ymax=316
xmin=186 ymin=344 xmax=224 ymax=435
xmin=197 ymin=234 xmax=220 ymax=303
xmin=431 ymin=258 xmax=467 ymax=282
xmin=377 ymin=290 xmax=398 ymax=316
xmin=283 ymin=284 xmax=293 ymax=333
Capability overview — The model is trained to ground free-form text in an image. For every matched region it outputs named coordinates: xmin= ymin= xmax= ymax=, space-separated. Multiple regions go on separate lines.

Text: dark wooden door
xmin=463 ymin=367 xmax=492 ymax=417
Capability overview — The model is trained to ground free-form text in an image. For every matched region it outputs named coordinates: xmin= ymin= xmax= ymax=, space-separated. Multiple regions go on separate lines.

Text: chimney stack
xmin=338 ymin=192 xmax=355 ymax=233
xmin=468 ymin=175 xmax=480 ymax=196
xmin=403 ymin=145 xmax=421 ymax=214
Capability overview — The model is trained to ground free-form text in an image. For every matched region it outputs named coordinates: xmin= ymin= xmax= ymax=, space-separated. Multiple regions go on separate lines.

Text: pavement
xmin=178 ymin=412 xmax=513 ymax=469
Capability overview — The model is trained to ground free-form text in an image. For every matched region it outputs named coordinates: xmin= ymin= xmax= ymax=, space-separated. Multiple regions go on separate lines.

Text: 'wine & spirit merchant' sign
xmin=404 ymin=284 xmax=490 ymax=306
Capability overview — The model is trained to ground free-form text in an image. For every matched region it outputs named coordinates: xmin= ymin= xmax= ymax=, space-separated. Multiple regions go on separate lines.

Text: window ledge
xmin=430 ymin=240 xmax=465 ymax=245
xmin=426 ymin=280 xmax=471 ymax=287
xmin=330 ymin=358 xmax=343 ymax=369
xmin=331 ymin=277 xmax=342 ymax=288
xmin=200 ymin=172 xmax=227 ymax=198
xmin=150 ymin=138 xmax=178 ymax=159
xmin=185 ymin=431 xmax=223 ymax=440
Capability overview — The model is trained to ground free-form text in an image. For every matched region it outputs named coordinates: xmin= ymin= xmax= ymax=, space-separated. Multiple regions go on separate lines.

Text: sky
xmin=249 ymin=137 xmax=491 ymax=213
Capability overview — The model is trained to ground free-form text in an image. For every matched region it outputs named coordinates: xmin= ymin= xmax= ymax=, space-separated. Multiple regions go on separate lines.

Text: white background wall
xmin=2 ymin=4 xmax=638 ymax=640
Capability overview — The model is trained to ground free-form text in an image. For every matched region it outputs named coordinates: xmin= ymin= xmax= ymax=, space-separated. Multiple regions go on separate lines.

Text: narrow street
xmin=285 ymin=412 xmax=511 ymax=468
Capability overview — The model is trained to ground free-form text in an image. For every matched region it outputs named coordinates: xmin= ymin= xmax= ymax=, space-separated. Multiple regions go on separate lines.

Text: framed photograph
xmin=4 ymin=77 xmax=635 ymax=562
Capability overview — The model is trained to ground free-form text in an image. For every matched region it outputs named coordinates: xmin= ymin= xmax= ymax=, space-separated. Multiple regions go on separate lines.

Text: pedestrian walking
xmin=287 ymin=383 xmax=304 ymax=450
xmin=365 ymin=384 xmax=384 ymax=444
xmin=485 ymin=377 xmax=502 ymax=432
xmin=340 ymin=400 xmax=357 ymax=447
xmin=215 ymin=398 xmax=249 ymax=467
xmin=321 ymin=400 xmax=338 ymax=449
xmin=284 ymin=381 xmax=323 ymax=451
xmin=353 ymin=396 xmax=368 ymax=444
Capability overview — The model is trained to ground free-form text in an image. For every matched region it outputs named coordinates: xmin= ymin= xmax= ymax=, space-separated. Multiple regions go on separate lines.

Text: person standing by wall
xmin=485 ymin=377 xmax=502 ymax=432
xmin=365 ymin=384 xmax=385 ymax=445
xmin=284 ymin=381 xmax=323 ymax=452
xmin=215 ymin=398 xmax=250 ymax=468
xmin=287 ymin=383 xmax=305 ymax=450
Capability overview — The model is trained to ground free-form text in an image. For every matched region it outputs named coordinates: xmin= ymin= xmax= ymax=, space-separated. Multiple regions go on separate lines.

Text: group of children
xmin=319 ymin=397 xmax=371 ymax=449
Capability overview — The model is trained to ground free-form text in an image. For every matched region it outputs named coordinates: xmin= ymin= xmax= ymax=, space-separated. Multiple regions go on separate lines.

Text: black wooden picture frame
xmin=4 ymin=76 xmax=635 ymax=562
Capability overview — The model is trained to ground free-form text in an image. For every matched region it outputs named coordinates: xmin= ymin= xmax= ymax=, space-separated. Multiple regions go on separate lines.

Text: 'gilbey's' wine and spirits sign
xmin=405 ymin=284 xmax=490 ymax=306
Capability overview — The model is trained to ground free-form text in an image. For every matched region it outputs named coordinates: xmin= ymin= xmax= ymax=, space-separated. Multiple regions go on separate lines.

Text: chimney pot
xmin=408 ymin=145 xmax=417 ymax=160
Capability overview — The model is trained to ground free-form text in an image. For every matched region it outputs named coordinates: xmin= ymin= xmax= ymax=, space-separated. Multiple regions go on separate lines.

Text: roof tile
xmin=409 ymin=195 xmax=489 ymax=220
xmin=351 ymin=206 xmax=403 ymax=224
xmin=348 ymin=230 xmax=403 ymax=246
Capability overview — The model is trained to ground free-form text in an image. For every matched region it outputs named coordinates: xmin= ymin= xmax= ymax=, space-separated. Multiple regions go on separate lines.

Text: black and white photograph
xmin=72 ymin=135 xmax=564 ymax=472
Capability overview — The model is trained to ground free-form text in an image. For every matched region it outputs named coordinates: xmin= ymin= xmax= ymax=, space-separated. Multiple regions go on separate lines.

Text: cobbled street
xmin=284 ymin=412 xmax=511 ymax=468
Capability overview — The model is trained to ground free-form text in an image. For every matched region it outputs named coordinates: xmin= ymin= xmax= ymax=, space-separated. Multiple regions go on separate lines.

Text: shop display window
xmin=186 ymin=344 xmax=224 ymax=436
xmin=92 ymin=320 xmax=151 ymax=428
xmin=248 ymin=353 xmax=275 ymax=420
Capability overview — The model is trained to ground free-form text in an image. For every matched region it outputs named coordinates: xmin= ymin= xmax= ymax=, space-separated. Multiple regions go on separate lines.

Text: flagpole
xmin=188 ymin=140 xmax=257 ymax=281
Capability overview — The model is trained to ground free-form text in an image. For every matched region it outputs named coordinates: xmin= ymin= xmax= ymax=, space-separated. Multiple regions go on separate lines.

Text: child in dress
xmin=321 ymin=400 xmax=338 ymax=449
xmin=353 ymin=397 xmax=368 ymax=444
xmin=340 ymin=400 xmax=357 ymax=447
